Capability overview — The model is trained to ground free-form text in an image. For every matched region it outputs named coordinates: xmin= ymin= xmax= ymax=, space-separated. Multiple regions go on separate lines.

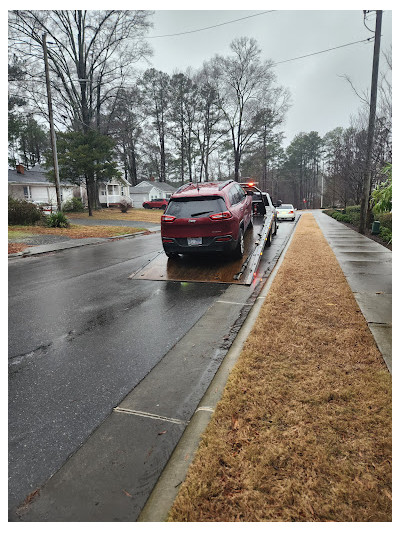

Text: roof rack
xmin=174 ymin=183 xmax=192 ymax=194
xmin=218 ymin=179 xmax=234 ymax=191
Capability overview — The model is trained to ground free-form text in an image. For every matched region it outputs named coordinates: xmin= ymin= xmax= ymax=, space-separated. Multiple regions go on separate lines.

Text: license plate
xmin=187 ymin=237 xmax=202 ymax=246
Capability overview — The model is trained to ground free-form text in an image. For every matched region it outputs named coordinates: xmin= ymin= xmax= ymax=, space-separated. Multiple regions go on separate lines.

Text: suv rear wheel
xmin=232 ymin=228 xmax=244 ymax=259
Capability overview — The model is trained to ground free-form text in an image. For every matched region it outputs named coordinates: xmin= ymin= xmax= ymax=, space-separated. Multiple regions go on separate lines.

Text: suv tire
xmin=232 ymin=228 xmax=244 ymax=259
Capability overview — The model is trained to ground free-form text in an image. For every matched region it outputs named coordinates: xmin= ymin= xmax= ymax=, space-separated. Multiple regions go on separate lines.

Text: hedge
xmin=8 ymin=196 xmax=43 ymax=226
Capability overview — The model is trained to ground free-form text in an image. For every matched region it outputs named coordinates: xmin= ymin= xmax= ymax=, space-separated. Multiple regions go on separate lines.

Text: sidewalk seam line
xmin=113 ymin=407 xmax=187 ymax=426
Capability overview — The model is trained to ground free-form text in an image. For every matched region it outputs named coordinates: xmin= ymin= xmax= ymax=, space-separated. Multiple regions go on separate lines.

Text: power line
xmin=73 ymin=36 xmax=375 ymax=93
xmin=273 ymin=37 xmax=374 ymax=66
xmin=9 ymin=37 xmax=375 ymax=94
xmin=147 ymin=11 xmax=275 ymax=38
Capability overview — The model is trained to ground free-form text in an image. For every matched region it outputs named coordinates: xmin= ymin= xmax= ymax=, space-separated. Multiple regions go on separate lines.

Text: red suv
xmin=142 ymin=198 xmax=169 ymax=209
xmin=161 ymin=180 xmax=252 ymax=258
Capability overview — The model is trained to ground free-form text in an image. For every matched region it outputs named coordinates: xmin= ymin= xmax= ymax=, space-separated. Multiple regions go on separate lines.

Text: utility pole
xmin=42 ymin=32 xmax=62 ymax=211
xmin=359 ymin=10 xmax=382 ymax=234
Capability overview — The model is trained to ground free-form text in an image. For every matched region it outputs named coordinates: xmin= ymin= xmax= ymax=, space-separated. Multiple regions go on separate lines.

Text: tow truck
xmin=129 ymin=183 xmax=277 ymax=286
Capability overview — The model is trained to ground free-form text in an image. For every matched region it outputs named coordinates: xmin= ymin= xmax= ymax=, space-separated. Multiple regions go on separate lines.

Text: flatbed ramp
xmin=129 ymin=216 xmax=273 ymax=285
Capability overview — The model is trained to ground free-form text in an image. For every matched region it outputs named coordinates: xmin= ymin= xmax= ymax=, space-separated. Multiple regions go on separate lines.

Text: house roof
xmin=8 ymin=164 xmax=74 ymax=187
xmin=129 ymin=180 xmax=177 ymax=194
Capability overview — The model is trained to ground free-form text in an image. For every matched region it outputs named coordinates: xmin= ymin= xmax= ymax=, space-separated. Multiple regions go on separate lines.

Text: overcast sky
xmin=137 ymin=4 xmax=392 ymax=147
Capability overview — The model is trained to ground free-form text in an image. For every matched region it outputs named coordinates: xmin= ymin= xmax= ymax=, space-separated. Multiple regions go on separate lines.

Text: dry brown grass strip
xmin=8 ymin=224 xmax=145 ymax=240
xmin=168 ymin=213 xmax=391 ymax=522
xmin=67 ymin=207 xmax=162 ymax=223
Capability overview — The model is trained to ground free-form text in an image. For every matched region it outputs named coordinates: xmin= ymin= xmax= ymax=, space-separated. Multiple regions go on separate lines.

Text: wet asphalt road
xmin=8 ymin=233 xmax=226 ymax=509
xmin=8 ymin=219 xmax=297 ymax=514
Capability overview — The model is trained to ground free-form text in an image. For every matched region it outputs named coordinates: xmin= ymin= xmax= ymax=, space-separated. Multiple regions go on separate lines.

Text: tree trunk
xmin=85 ymin=175 xmax=93 ymax=216
xmin=130 ymin=147 xmax=138 ymax=186
xmin=234 ymin=149 xmax=240 ymax=181
xmin=180 ymin=126 xmax=185 ymax=184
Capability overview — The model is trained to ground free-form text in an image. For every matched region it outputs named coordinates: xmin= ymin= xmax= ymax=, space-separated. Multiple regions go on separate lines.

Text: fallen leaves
xmin=67 ymin=207 xmax=162 ymax=224
xmin=8 ymin=243 xmax=31 ymax=254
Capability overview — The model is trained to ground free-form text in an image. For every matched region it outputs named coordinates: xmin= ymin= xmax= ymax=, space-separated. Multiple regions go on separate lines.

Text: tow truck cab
xmin=239 ymin=183 xmax=277 ymax=219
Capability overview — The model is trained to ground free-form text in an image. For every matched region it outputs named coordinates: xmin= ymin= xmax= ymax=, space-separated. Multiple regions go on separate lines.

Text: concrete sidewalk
xmin=313 ymin=211 xmax=392 ymax=373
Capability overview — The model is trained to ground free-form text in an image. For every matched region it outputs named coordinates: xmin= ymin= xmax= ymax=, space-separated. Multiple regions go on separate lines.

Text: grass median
xmin=168 ymin=213 xmax=391 ymax=522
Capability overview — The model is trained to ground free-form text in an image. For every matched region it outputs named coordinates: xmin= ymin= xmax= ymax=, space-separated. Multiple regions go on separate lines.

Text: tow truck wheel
xmin=232 ymin=228 xmax=244 ymax=259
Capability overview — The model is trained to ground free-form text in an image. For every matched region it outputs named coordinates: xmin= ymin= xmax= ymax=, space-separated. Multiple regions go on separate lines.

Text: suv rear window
xmin=166 ymin=196 xmax=227 ymax=218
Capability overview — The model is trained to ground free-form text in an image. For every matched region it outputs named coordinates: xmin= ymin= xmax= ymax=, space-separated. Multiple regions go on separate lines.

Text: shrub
xmin=119 ymin=199 xmax=132 ymax=213
xmin=372 ymin=163 xmax=392 ymax=213
xmin=322 ymin=209 xmax=337 ymax=217
xmin=335 ymin=213 xmax=351 ymax=223
xmin=63 ymin=197 xmax=84 ymax=212
xmin=345 ymin=205 xmax=361 ymax=226
xmin=8 ymin=196 xmax=43 ymax=225
xmin=374 ymin=212 xmax=392 ymax=231
xmin=380 ymin=227 xmax=392 ymax=244
xmin=46 ymin=211 xmax=70 ymax=228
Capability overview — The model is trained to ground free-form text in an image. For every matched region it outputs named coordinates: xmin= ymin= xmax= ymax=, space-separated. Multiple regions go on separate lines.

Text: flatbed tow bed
xmin=129 ymin=185 xmax=276 ymax=286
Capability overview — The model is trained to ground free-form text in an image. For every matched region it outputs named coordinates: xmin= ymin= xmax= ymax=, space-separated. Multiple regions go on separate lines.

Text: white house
xmin=8 ymin=164 xmax=134 ymax=209
xmin=129 ymin=180 xmax=177 ymax=208
xmin=99 ymin=176 xmax=132 ymax=207
xmin=8 ymin=164 xmax=78 ymax=208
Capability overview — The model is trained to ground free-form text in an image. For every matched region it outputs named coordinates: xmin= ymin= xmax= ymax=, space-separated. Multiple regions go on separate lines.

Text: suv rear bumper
xmin=162 ymin=235 xmax=237 ymax=255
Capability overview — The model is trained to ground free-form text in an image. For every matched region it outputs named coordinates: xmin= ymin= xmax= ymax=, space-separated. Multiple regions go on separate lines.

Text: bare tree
xmin=9 ymin=10 xmax=153 ymax=213
xmin=9 ymin=10 xmax=153 ymax=130
xmin=109 ymin=86 xmax=146 ymax=185
xmin=139 ymin=68 xmax=171 ymax=182
xmin=209 ymin=37 xmax=277 ymax=181
xmin=194 ymin=65 xmax=226 ymax=182
xmin=169 ymin=71 xmax=200 ymax=183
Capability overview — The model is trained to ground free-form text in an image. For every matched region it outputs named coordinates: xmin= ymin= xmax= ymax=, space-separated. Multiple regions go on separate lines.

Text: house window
xmin=23 ymin=186 xmax=31 ymax=199
xmin=109 ymin=184 xmax=119 ymax=195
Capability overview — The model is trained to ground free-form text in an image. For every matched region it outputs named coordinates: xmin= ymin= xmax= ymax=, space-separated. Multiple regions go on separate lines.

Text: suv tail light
xmin=209 ymin=211 xmax=232 ymax=220
xmin=161 ymin=215 xmax=176 ymax=222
